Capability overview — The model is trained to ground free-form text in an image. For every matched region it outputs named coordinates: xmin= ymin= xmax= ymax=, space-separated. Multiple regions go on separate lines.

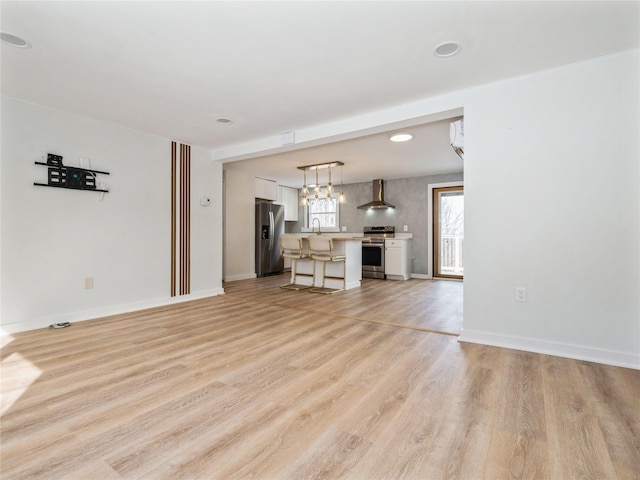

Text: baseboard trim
xmin=1 ymin=288 xmax=225 ymax=335
xmin=411 ymin=274 xmax=431 ymax=280
xmin=224 ymin=273 xmax=257 ymax=282
xmin=458 ymin=328 xmax=640 ymax=370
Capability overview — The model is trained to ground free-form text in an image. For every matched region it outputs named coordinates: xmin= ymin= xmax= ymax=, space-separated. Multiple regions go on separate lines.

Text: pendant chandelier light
xmin=297 ymin=161 xmax=345 ymax=204
xmin=339 ymin=164 xmax=346 ymax=203
xmin=301 ymin=169 xmax=309 ymax=205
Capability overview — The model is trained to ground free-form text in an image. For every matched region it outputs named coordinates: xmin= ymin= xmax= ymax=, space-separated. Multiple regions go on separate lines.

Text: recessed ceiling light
xmin=0 ymin=32 xmax=31 ymax=48
xmin=434 ymin=41 xmax=461 ymax=58
xmin=390 ymin=133 xmax=413 ymax=142
xmin=216 ymin=118 xmax=233 ymax=125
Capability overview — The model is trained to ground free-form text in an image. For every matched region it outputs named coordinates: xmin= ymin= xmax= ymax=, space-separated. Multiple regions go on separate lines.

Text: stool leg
xmin=309 ymin=258 xmax=344 ymax=294
xmin=321 ymin=261 xmax=327 ymax=289
xmin=291 ymin=258 xmax=297 ymax=284
xmin=312 ymin=259 xmax=317 ymax=289
xmin=280 ymin=255 xmax=312 ymax=290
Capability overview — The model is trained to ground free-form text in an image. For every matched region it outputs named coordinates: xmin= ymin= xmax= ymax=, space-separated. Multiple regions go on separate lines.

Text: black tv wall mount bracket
xmin=34 ymin=153 xmax=109 ymax=193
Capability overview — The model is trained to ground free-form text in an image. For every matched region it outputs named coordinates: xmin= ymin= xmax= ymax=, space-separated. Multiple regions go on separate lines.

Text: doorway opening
xmin=433 ymin=186 xmax=464 ymax=279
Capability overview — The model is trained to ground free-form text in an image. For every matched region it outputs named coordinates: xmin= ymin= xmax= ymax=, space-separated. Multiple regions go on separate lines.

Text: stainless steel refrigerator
xmin=255 ymin=202 xmax=285 ymax=277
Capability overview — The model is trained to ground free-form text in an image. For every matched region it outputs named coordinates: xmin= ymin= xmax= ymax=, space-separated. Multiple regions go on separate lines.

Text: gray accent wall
xmin=287 ymin=172 xmax=464 ymax=275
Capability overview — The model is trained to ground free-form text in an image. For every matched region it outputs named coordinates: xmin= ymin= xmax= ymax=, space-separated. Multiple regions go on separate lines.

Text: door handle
xmin=268 ymin=211 xmax=274 ymax=251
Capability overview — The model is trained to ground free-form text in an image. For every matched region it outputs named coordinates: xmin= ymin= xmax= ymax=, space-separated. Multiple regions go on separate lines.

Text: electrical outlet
xmin=516 ymin=287 xmax=526 ymax=302
xmin=403 ymin=225 xmax=408 ymax=232
xmin=342 ymin=226 xmax=347 ymax=232
xmin=85 ymin=277 xmax=94 ymax=289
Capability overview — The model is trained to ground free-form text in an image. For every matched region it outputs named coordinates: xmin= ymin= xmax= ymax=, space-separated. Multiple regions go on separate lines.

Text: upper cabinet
xmin=277 ymin=186 xmax=299 ymax=222
xmin=255 ymin=178 xmax=298 ymax=221
xmin=255 ymin=177 xmax=278 ymax=201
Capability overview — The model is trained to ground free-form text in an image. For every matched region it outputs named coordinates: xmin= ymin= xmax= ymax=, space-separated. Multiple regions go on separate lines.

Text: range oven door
xmin=362 ymin=242 xmax=385 ymax=279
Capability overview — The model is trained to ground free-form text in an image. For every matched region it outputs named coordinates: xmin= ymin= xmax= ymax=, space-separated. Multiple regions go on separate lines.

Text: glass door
xmin=433 ymin=186 xmax=464 ymax=279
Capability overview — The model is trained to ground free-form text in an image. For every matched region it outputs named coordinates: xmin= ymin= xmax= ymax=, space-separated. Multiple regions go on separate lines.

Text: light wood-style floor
xmin=224 ymin=275 xmax=464 ymax=335
xmin=1 ymin=276 xmax=638 ymax=479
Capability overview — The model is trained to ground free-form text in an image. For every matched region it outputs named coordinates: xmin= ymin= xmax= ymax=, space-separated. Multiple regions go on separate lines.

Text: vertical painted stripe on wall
xmin=180 ymin=144 xmax=185 ymax=295
xmin=178 ymin=143 xmax=192 ymax=296
xmin=170 ymin=142 xmax=177 ymax=297
xmin=186 ymin=145 xmax=191 ymax=294
xmin=171 ymin=141 xmax=190 ymax=297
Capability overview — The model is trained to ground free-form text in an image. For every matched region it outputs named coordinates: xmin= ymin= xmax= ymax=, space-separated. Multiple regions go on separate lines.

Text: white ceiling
xmin=227 ymin=118 xmax=464 ymax=187
xmin=2 ymin=1 xmax=638 ymax=185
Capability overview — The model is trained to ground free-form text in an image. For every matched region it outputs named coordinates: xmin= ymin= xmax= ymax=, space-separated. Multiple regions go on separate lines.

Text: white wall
xmin=461 ymin=51 xmax=639 ymax=368
xmin=1 ymin=97 xmax=223 ymax=333
xmin=3 ymin=51 xmax=637 ymax=368
xmin=216 ymin=51 xmax=639 ymax=368
xmin=223 ymin=168 xmax=256 ymax=281
xmin=190 ymin=150 xmax=223 ymax=294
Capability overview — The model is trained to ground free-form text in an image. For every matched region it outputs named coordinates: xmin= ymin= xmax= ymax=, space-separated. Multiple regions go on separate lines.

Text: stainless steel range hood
xmin=357 ymin=179 xmax=395 ymax=209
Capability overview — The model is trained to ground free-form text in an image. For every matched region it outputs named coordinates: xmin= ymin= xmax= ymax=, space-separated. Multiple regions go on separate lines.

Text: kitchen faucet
xmin=312 ymin=218 xmax=321 ymax=235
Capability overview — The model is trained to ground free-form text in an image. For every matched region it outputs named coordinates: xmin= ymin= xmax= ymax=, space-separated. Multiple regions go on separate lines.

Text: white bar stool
xmin=279 ymin=234 xmax=312 ymax=290
xmin=308 ymin=235 xmax=346 ymax=294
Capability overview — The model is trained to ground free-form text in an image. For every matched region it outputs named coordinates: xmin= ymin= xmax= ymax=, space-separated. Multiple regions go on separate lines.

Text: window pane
xmin=435 ymin=188 xmax=464 ymax=277
xmin=308 ymin=197 xmax=338 ymax=228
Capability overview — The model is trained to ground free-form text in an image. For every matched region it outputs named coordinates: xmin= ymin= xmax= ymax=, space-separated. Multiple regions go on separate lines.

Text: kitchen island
xmin=289 ymin=235 xmax=362 ymax=290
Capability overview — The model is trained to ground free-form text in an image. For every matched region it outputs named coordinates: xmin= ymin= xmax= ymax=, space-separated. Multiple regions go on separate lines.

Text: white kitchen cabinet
xmin=385 ymin=238 xmax=412 ymax=280
xmin=277 ymin=186 xmax=299 ymax=222
xmin=255 ymin=177 xmax=278 ymax=201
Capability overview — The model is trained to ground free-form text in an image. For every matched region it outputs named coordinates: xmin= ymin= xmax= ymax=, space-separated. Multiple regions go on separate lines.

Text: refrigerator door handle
xmin=268 ymin=211 xmax=275 ymax=251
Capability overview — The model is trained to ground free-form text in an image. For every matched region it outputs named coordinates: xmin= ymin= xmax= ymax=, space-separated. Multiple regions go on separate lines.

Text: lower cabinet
xmin=385 ymin=239 xmax=412 ymax=280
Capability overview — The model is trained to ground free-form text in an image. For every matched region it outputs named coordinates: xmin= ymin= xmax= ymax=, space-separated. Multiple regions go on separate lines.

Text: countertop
xmin=293 ymin=232 xmax=413 ymax=240
xmin=296 ymin=234 xmax=363 ymax=241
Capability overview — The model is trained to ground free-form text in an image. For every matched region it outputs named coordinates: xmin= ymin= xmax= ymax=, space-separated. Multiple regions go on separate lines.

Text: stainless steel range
xmin=362 ymin=226 xmax=395 ymax=279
